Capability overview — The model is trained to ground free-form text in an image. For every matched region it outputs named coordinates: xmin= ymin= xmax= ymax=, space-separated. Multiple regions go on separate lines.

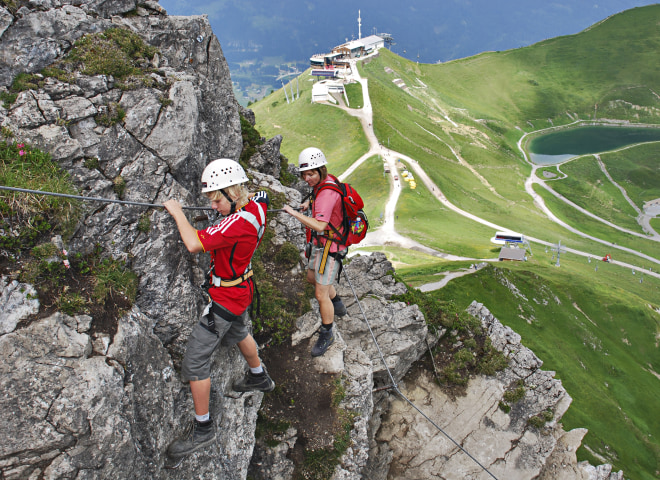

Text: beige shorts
xmin=308 ymin=245 xmax=343 ymax=285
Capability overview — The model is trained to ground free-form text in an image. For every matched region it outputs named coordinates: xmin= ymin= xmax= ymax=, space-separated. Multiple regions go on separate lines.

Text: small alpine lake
xmin=528 ymin=125 xmax=660 ymax=165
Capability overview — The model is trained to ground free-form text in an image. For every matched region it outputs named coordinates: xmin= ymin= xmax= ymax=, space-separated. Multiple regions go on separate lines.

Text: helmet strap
xmin=221 ymin=189 xmax=237 ymax=214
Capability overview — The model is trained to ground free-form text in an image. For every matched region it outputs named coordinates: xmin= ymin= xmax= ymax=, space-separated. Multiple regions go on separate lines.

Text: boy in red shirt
xmin=163 ymin=159 xmax=274 ymax=460
xmin=284 ymin=147 xmax=348 ymax=357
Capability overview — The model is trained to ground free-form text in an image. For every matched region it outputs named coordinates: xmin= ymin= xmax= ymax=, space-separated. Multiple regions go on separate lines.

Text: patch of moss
xmin=255 ymin=410 xmax=291 ymax=448
xmin=64 ymin=28 xmax=157 ymax=80
xmin=84 ymin=157 xmax=100 ymax=170
xmin=113 ymin=175 xmax=126 ymax=198
xmin=528 ymin=410 xmax=554 ymax=429
xmin=503 ymin=380 xmax=526 ymax=404
xmin=331 ymin=377 xmax=346 ymax=408
xmin=274 ymin=242 xmax=300 ymax=270
xmin=297 ymin=410 xmax=356 ymax=480
xmin=137 ymin=213 xmax=151 ymax=234
xmin=96 ymin=102 xmax=126 ymax=127
xmin=239 ymin=114 xmax=264 ymax=166
xmin=250 ymin=226 xmax=308 ymax=345
xmin=279 ymin=155 xmax=298 ymax=186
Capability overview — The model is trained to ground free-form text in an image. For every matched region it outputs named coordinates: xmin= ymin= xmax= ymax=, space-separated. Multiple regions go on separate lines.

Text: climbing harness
xmin=204 ymin=204 xmax=267 ymax=332
xmin=209 ymin=208 xmax=265 ymax=288
xmin=0 ymin=186 xmax=284 ymax=213
xmin=341 ymin=267 xmax=500 ymax=480
xmin=211 ymin=269 xmax=253 ymax=287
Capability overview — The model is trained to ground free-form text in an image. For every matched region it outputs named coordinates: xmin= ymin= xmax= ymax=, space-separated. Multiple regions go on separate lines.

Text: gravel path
xmin=323 ymin=60 xmax=660 ymax=283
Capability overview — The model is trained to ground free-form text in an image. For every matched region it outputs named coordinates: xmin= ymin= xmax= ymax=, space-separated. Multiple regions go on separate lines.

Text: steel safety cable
xmin=341 ymin=267 xmax=499 ymax=480
xmin=0 ymin=185 xmax=285 ymax=213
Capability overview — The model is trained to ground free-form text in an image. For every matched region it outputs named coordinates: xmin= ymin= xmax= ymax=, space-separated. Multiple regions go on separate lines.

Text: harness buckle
xmin=211 ymin=269 xmax=254 ymax=287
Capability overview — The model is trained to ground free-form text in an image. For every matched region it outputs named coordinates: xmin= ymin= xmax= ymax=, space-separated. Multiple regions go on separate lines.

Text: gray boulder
xmin=0 ymin=276 xmax=39 ymax=334
xmin=247 ymin=134 xmax=284 ymax=179
xmin=0 ymin=5 xmax=111 ymax=86
xmin=363 ymin=301 xmax=623 ymax=480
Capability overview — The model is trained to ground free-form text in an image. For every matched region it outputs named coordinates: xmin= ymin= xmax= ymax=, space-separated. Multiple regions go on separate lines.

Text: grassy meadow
xmin=251 ymin=70 xmax=369 ymax=173
xmin=344 ymin=81 xmax=363 ymax=109
xmin=251 ymin=5 xmax=660 ymax=477
xmin=429 ymin=260 xmax=660 ymax=480
xmin=600 ymin=142 xmax=660 ymax=208
xmin=550 ymin=155 xmax=643 ymax=233
xmin=343 ymin=155 xmax=389 ymax=228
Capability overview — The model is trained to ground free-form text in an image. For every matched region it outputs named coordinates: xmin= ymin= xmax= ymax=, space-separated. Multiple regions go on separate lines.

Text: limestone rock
xmin=143 ymin=80 xmax=198 ymax=172
xmin=0 ymin=6 xmax=12 ymax=38
xmin=0 ymin=276 xmax=39 ymax=334
xmin=119 ymin=87 xmax=163 ymax=141
xmin=239 ymin=104 xmax=256 ymax=125
xmin=0 ymin=5 xmax=112 ymax=87
xmin=54 ymin=95 xmax=97 ymax=121
xmin=248 ymin=426 xmax=297 ymax=480
xmin=365 ymin=302 xmax=623 ymax=480
xmin=42 ymin=77 xmax=84 ymax=100
xmin=0 ymin=3 xmax=257 ymax=478
xmin=76 ymin=74 xmax=110 ymax=98
xmin=247 ymin=134 xmax=283 ymax=178
xmin=9 ymin=91 xmax=47 ymax=128
xmin=19 ymin=123 xmax=83 ymax=164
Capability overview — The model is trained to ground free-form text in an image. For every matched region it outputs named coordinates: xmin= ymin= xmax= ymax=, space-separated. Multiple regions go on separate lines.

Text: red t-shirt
xmin=312 ymin=177 xmax=345 ymax=253
xmin=196 ymin=194 xmax=268 ymax=315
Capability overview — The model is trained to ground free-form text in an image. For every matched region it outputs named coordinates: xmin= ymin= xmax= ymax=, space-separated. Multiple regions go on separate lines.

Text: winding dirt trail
xmin=322 ymin=59 xmax=660 ymax=284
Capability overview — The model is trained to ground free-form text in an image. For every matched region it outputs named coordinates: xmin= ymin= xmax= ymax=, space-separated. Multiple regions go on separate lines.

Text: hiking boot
xmin=311 ymin=327 xmax=335 ymax=357
xmin=233 ymin=366 xmax=275 ymax=392
xmin=332 ymin=295 xmax=347 ymax=316
xmin=166 ymin=419 xmax=215 ymax=459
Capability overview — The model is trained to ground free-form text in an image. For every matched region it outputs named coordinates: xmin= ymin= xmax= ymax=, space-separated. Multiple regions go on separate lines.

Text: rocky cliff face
xmin=0 ymin=1 xmax=257 ymax=478
xmin=364 ymin=302 xmax=624 ymax=480
xmin=0 ymin=2 xmax=625 ymax=479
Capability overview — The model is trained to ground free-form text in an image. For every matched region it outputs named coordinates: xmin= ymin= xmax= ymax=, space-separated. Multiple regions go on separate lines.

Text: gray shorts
xmin=181 ymin=302 xmax=250 ymax=382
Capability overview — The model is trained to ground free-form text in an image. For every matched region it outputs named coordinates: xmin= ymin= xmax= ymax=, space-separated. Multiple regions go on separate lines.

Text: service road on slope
xmin=322 ymin=58 xmax=660 ymax=284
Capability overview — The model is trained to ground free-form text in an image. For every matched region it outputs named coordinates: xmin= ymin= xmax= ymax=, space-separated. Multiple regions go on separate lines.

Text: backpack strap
xmin=210 ymin=202 xmax=266 ymax=285
xmin=312 ymin=176 xmax=349 ymax=245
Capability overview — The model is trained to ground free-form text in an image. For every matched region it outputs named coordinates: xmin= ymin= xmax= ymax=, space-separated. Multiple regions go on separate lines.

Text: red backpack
xmin=313 ymin=175 xmax=369 ymax=247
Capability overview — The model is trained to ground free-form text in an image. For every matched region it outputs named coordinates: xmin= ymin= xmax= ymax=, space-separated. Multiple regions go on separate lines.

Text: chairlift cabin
xmin=490 ymin=231 xmax=525 ymax=245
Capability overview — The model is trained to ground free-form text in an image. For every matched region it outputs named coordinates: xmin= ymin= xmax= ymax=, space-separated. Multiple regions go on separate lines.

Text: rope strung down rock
xmin=0 ymin=185 xmax=285 ymax=213
xmin=341 ymin=268 xmax=500 ymax=480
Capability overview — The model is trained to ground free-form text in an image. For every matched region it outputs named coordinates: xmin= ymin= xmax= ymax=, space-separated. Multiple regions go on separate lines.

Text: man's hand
xmin=283 ymin=204 xmax=296 ymax=216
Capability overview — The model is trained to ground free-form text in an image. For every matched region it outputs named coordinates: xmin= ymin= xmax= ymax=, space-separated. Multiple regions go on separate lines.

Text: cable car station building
xmin=310 ymin=10 xmax=389 ymax=78
xmin=310 ymin=35 xmax=386 ymax=76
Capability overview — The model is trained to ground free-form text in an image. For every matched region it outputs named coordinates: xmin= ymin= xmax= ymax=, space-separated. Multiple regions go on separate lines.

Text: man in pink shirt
xmin=284 ymin=147 xmax=348 ymax=357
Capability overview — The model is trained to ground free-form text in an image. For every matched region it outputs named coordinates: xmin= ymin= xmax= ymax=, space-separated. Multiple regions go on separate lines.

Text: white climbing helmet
xmin=298 ymin=147 xmax=327 ymax=172
xmin=201 ymin=159 xmax=248 ymax=193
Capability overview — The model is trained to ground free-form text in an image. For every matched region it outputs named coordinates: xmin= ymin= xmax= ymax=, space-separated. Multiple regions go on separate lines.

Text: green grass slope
xmin=249 ymin=6 xmax=660 ymax=477
xmin=549 ymin=155 xmax=643 ymax=233
xmin=601 ymin=143 xmax=660 ymax=209
xmin=429 ymin=260 xmax=660 ymax=480
xmin=343 ymin=155 xmax=388 ymax=228
xmin=251 ymin=69 xmax=369 ymax=173
xmin=407 ymin=5 xmax=660 ymax=127
xmin=356 ymin=5 xmax=660 ymax=261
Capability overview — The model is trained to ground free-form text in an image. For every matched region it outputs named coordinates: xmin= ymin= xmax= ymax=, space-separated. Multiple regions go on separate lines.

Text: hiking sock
xmin=321 ymin=322 xmax=333 ymax=332
xmin=250 ymin=365 xmax=264 ymax=375
xmin=195 ymin=413 xmax=210 ymax=423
